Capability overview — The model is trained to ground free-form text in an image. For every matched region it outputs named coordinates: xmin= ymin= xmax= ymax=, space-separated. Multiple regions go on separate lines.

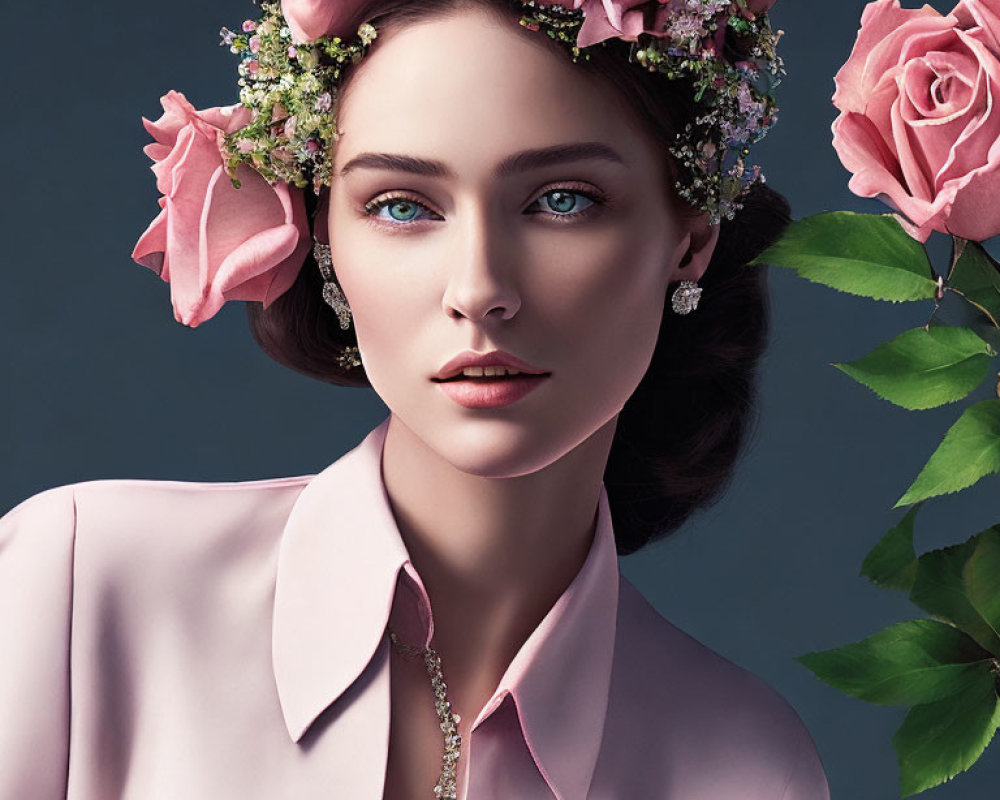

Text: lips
xmin=432 ymin=349 xmax=549 ymax=382
xmin=435 ymin=372 xmax=550 ymax=409
xmin=435 ymin=372 xmax=547 ymax=383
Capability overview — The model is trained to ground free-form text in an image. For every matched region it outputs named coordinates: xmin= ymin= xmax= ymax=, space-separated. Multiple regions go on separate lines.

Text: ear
xmin=673 ymin=216 xmax=721 ymax=283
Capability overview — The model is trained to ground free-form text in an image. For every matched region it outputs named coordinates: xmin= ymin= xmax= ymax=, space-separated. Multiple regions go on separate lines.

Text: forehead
xmin=332 ymin=8 xmax=652 ymax=175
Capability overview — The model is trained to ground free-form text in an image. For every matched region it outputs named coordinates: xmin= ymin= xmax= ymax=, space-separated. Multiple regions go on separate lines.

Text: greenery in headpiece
xmin=218 ymin=2 xmax=376 ymax=194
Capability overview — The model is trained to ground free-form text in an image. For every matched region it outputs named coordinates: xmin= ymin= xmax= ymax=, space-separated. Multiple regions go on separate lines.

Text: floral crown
xmin=131 ymin=0 xmax=782 ymax=328
xmin=220 ymin=0 xmax=783 ymax=223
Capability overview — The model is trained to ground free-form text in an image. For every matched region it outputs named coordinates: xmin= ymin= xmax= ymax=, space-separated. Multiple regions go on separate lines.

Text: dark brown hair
xmin=247 ymin=0 xmax=791 ymax=555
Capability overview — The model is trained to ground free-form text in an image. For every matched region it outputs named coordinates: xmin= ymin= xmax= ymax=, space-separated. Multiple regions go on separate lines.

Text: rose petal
xmin=944 ymin=161 xmax=1000 ymax=240
xmin=150 ymin=123 xmax=201 ymax=197
xmin=217 ymin=224 xmax=306 ymax=303
xmin=281 ymin=0 xmax=363 ymax=43
xmin=576 ymin=1 xmax=624 ymax=46
xmin=902 ymin=51 xmax=976 ymax=121
xmin=955 ymin=0 xmax=1000 ymax=53
xmin=594 ymin=0 xmax=646 ymax=35
xmin=833 ymin=110 xmax=906 ymax=196
xmin=897 ymin=54 xmax=978 ymax=185
xmin=160 ymin=135 xmax=228 ymax=326
xmin=199 ymin=164 xmax=308 ymax=304
xmin=140 ymin=90 xmax=197 ymax=152
xmin=131 ymin=208 xmax=168 ymax=275
xmin=934 ymin=31 xmax=1000 ymax=188
xmin=890 ymin=94 xmax=935 ymax=202
xmin=864 ymin=70 xmax=904 ymax=161
xmin=833 ymin=0 xmax=949 ymax=113
xmin=832 ymin=109 xmax=950 ymax=239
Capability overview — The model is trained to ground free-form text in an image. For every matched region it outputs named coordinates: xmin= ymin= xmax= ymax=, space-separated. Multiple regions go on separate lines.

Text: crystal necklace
xmin=388 ymin=628 xmax=463 ymax=800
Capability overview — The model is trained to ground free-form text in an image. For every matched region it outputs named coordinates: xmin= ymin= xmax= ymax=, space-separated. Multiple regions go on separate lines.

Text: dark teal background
xmin=3 ymin=1 xmax=998 ymax=796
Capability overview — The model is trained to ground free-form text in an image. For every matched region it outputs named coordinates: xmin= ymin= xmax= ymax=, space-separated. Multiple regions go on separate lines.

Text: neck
xmin=380 ymin=412 xmax=616 ymax=712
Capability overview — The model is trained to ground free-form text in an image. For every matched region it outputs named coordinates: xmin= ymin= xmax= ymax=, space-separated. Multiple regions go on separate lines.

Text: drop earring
xmin=312 ymin=238 xmax=362 ymax=370
xmin=671 ymin=280 xmax=702 ymax=315
xmin=312 ymin=238 xmax=353 ymax=330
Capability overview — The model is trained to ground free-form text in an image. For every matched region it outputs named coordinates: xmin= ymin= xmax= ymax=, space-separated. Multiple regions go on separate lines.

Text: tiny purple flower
xmin=288 ymin=45 xmax=298 ymax=59
xmin=249 ymin=35 xmax=260 ymax=53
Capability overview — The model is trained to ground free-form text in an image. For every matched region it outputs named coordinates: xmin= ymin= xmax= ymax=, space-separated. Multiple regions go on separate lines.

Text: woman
xmin=0 ymin=0 xmax=829 ymax=798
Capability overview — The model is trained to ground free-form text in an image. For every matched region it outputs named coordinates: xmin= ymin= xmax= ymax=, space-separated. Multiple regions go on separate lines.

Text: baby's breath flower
xmin=219 ymin=1 xmax=376 ymax=192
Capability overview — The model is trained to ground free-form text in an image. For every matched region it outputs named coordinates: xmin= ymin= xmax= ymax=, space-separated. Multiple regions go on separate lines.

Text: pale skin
xmin=325 ymin=5 xmax=720 ymax=798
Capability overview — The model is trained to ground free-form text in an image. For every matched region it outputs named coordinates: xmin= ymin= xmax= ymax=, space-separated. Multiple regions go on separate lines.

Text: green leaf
xmin=795 ymin=619 xmax=992 ymax=706
xmin=749 ymin=212 xmax=937 ymax=302
xmin=910 ymin=531 xmax=1000 ymax=654
xmin=895 ymin=399 xmax=1000 ymax=506
xmin=860 ymin=504 xmax=921 ymax=592
xmin=964 ymin=527 xmax=1000 ymax=652
xmin=950 ymin=241 xmax=1000 ymax=328
xmin=833 ymin=325 xmax=995 ymax=410
xmin=893 ymin=665 xmax=1000 ymax=797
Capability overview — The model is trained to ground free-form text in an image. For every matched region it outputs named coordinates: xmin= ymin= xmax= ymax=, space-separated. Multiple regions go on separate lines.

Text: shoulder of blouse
xmin=1 ymin=476 xmax=317 ymax=594
xmin=0 ymin=484 xmax=80 ymax=798
xmin=601 ymin=575 xmax=830 ymax=799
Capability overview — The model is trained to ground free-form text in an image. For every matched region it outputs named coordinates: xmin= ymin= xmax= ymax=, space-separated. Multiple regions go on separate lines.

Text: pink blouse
xmin=0 ymin=416 xmax=830 ymax=799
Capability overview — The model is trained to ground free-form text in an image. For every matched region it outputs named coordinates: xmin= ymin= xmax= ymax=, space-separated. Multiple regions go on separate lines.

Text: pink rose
xmin=831 ymin=0 xmax=1000 ymax=242
xmin=131 ymin=91 xmax=311 ymax=328
xmin=536 ymin=0 xmax=651 ymax=47
xmin=280 ymin=0 xmax=368 ymax=43
xmin=540 ymin=0 xmax=779 ymax=51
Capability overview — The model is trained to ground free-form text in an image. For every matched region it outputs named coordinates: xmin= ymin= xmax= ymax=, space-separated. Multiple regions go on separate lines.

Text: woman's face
xmin=327 ymin=6 xmax=716 ymax=477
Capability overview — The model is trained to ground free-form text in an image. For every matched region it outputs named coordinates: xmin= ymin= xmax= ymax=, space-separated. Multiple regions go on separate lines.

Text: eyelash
xmin=361 ymin=184 xmax=607 ymax=231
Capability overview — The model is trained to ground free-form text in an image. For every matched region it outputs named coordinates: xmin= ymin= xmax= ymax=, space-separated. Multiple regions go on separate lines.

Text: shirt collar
xmin=272 ymin=416 xmax=619 ymax=800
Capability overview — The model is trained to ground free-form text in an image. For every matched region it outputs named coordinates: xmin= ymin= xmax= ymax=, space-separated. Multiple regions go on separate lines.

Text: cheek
xmin=530 ymin=235 xmax=669 ymax=402
xmin=532 ymin=230 xmax=670 ymax=344
xmin=343 ymin=279 xmax=424 ymax=363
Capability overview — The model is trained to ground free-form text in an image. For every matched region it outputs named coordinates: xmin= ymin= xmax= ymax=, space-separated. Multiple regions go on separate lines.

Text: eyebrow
xmin=337 ymin=142 xmax=627 ymax=180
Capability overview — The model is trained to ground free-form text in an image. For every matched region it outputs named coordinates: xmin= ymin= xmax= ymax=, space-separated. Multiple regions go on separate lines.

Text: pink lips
xmin=432 ymin=349 xmax=548 ymax=381
xmin=435 ymin=373 xmax=549 ymax=409
xmin=431 ymin=348 xmax=551 ymax=409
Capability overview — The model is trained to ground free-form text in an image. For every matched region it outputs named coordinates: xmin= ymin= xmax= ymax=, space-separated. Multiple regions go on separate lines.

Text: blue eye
xmin=364 ymin=197 xmax=431 ymax=224
xmin=534 ymin=189 xmax=596 ymax=217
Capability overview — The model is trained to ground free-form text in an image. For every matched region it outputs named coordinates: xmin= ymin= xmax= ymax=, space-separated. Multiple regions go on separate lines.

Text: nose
xmin=440 ymin=206 xmax=521 ymax=323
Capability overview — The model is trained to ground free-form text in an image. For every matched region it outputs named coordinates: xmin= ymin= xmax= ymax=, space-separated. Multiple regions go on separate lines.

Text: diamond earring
xmin=671 ymin=280 xmax=702 ymax=315
xmin=312 ymin=238 xmax=352 ymax=330
xmin=336 ymin=346 xmax=363 ymax=370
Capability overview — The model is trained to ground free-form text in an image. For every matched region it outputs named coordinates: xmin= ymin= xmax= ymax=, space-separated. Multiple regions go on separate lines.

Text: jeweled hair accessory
xmin=218 ymin=0 xmax=783 ymax=222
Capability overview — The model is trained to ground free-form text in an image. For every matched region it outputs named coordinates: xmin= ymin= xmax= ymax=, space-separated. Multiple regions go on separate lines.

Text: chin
xmin=424 ymin=409 xmax=615 ymax=480
xmin=431 ymin=419 xmax=568 ymax=478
